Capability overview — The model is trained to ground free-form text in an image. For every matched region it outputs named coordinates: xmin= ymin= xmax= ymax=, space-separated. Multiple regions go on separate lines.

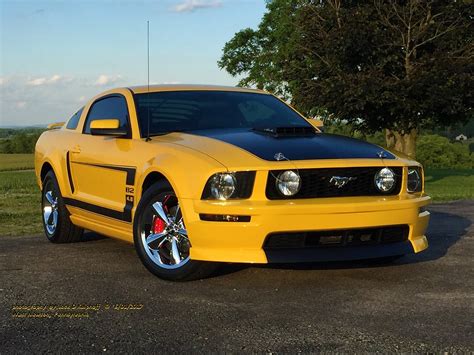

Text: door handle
xmin=70 ymin=145 xmax=81 ymax=154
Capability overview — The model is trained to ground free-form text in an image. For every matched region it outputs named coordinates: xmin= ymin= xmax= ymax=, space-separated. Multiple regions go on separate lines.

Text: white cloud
xmin=0 ymin=73 xmax=128 ymax=126
xmin=172 ymin=0 xmax=222 ymax=13
xmin=49 ymin=74 xmax=61 ymax=83
xmin=26 ymin=74 xmax=69 ymax=86
xmin=27 ymin=77 xmax=47 ymax=86
xmin=94 ymin=74 xmax=123 ymax=86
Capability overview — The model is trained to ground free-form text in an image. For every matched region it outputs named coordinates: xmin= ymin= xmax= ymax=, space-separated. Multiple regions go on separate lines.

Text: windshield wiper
xmin=148 ymin=129 xmax=190 ymax=137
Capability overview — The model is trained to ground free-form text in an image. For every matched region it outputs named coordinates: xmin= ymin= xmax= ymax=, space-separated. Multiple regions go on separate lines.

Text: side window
xmin=83 ymin=96 xmax=129 ymax=135
xmin=66 ymin=107 xmax=84 ymax=130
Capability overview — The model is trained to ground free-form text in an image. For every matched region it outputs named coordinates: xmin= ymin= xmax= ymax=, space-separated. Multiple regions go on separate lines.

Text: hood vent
xmin=252 ymin=126 xmax=316 ymax=138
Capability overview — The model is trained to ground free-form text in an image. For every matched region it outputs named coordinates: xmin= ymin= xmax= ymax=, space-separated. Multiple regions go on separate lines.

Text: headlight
xmin=202 ymin=172 xmax=256 ymax=200
xmin=276 ymin=170 xmax=301 ymax=196
xmin=407 ymin=167 xmax=422 ymax=193
xmin=210 ymin=173 xmax=236 ymax=200
xmin=374 ymin=168 xmax=396 ymax=192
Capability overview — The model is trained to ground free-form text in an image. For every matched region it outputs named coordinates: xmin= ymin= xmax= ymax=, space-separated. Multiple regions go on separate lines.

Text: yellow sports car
xmin=35 ymin=85 xmax=430 ymax=281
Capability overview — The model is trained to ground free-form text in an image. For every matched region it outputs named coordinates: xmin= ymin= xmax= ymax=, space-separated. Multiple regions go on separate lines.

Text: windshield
xmin=133 ymin=91 xmax=310 ymax=137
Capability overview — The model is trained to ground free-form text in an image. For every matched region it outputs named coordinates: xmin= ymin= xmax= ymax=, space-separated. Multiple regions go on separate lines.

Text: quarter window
xmin=83 ymin=96 xmax=130 ymax=135
xmin=66 ymin=107 xmax=84 ymax=130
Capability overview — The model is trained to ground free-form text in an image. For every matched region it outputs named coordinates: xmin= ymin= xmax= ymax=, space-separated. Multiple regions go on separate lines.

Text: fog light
xmin=374 ymin=168 xmax=396 ymax=192
xmin=276 ymin=170 xmax=301 ymax=196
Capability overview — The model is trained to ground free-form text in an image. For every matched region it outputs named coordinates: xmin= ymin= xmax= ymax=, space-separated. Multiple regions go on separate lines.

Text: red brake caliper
xmin=152 ymin=217 xmax=166 ymax=234
xmin=152 ymin=195 xmax=172 ymax=234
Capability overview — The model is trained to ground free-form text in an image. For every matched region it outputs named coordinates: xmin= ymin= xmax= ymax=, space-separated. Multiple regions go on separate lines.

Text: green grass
xmin=0 ymin=153 xmax=35 ymax=171
xmin=424 ymin=169 xmax=474 ymax=202
xmin=0 ymin=163 xmax=472 ymax=236
xmin=0 ymin=170 xmax=42 ymax=236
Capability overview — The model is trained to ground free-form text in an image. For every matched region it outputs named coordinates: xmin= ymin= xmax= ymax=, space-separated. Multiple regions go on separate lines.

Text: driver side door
xmin=67 ymin=95 xmax=137 ymax=224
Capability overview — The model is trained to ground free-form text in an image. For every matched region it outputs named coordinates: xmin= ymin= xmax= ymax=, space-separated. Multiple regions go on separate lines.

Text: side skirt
xmin=69 ymin=213 xmax=133 ymax=243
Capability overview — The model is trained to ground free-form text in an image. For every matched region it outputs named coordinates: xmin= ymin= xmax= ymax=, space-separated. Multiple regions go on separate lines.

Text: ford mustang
xmin=35 ymin=85 xmax=430 ymax=281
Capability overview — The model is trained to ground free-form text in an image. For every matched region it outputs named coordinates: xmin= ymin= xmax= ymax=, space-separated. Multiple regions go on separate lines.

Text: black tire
xmin=134 ymin=181 xmax=218 ymax=281
xmin=41 ymin=170 xmax=84 ymax=243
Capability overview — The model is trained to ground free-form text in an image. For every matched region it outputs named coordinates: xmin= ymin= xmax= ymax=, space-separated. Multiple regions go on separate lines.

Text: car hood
xmin=155 ymin=128 xmax=395 ymax=167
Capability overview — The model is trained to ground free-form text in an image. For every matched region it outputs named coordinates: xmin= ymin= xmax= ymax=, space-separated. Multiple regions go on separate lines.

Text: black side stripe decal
xmin=63 ymin=198 xmax=131 ymax=222
xmin=65 ymin=162 xmax=136 ymax=223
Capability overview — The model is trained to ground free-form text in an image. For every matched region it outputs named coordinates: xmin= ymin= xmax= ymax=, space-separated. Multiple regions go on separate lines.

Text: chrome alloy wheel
xmin=140 ymin=195 xmax=190 ymax=269
xmin=43 ymin=190 xmax=59 ymax=235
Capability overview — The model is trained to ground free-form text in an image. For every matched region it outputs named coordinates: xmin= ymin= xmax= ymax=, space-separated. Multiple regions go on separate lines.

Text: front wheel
xmin=133 ymin=181 xmax=218 ymax=281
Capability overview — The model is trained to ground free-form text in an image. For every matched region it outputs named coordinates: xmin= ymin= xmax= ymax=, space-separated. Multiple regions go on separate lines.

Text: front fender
xmin=136 ymin=142 xmax=228 ymax=200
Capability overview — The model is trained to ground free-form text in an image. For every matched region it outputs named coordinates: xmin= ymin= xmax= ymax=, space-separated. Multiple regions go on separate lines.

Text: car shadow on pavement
xmin=405 ymin=209 xmax=472 ymax=263
xmin=219 ymin=208 xmax=472 ymax=274
xmin=80 ymin=231 xmax=107 ymax=242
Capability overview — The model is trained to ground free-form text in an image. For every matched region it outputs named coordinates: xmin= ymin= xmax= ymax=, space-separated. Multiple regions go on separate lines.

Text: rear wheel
xmin=41 ymin=170 xmax=83 ymax=243
xmin=134 ymin=181 xmax=218 ymax=281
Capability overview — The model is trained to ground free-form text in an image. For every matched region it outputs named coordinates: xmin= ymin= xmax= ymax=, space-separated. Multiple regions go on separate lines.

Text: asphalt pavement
xmin=0 ymin=201 xmax=473 ymax=353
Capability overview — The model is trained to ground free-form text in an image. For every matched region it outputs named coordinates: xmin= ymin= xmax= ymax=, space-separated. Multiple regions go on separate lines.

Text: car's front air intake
xmin=264 ymin=225 xmax=409 ymax=250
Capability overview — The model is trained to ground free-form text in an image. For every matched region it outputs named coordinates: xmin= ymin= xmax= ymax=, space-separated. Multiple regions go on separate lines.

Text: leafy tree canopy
xmin=219 ymin=0 xmax=473 ymax=157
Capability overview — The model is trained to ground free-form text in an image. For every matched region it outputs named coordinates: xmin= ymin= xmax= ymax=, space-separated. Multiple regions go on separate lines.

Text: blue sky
xmin=0 ymin=0 xmax=266 ymax=126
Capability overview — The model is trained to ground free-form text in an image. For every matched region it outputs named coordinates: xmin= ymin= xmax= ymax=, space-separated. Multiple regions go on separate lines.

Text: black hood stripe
xmin=188 ymin=129 xmax=395 ymax=161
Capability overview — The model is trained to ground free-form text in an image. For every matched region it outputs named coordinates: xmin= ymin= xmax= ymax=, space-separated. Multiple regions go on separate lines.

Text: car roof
xmin=128 ymin=84 xmax=268 ymax=95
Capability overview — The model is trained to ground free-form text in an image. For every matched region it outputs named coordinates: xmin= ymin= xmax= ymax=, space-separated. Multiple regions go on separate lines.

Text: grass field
xmin=0 ymin=153 xmax=35 ymax=171
xmin=424 ymin=169 xmax=474 ymax=202
xmin=0 ymin=170 xmax=41 ymax=236
xmin=0 ymin=154 xmax=472 ymax=236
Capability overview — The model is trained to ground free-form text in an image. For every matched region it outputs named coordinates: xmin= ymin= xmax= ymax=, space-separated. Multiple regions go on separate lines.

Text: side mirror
xmin=305 ymin=118 xmax=324 ymax=131
xmin=90 ymin=119 xmax=127 ymax=137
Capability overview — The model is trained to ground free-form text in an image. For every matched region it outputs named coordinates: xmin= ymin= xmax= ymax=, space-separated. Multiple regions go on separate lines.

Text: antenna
xmin=145 ymin=20 xmax=151 ymax=142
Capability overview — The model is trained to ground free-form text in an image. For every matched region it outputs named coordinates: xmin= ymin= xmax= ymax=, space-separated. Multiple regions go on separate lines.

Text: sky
xmin=0 ymin=0 xmax=266 ymax=126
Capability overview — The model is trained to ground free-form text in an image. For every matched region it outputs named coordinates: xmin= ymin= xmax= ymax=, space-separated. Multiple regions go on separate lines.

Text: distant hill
xmin=0 ymin=124 xmax=47 ymax=129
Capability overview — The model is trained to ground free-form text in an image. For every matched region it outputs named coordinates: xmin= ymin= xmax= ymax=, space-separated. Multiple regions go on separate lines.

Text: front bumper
xmin=181 ymin=195 xmax=430 ymax=263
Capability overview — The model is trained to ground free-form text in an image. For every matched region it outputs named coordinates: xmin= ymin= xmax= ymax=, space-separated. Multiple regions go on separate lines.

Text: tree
xmin=219 ymin=0 xmax=473 ymax=158
xmin=0 ymin=130 xmax=43 ymax=153
xmin=219 ymin=0 xmax=302 ymax=98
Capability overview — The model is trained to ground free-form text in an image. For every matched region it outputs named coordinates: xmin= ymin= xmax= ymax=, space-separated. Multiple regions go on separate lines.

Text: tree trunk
xmin=385 ymin=128 xmax=417 ymax=159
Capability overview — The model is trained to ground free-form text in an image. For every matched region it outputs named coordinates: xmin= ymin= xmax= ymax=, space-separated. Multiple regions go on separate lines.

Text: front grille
xmin=264 ymin=225 xmax=409 ymax=249
xmin=266 ymin=167 xmax=402 ymax=199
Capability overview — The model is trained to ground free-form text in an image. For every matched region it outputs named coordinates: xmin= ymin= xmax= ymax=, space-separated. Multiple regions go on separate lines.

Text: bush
xmin=323 ymin=121 xmax=472 ymax=169
xmin=323 ymin=121 xmax=386 ymax=146
xmin=0 ymin=130 xmax=43 ymax=154
xmin=417 ymin=135 xmax=473 ymax=169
